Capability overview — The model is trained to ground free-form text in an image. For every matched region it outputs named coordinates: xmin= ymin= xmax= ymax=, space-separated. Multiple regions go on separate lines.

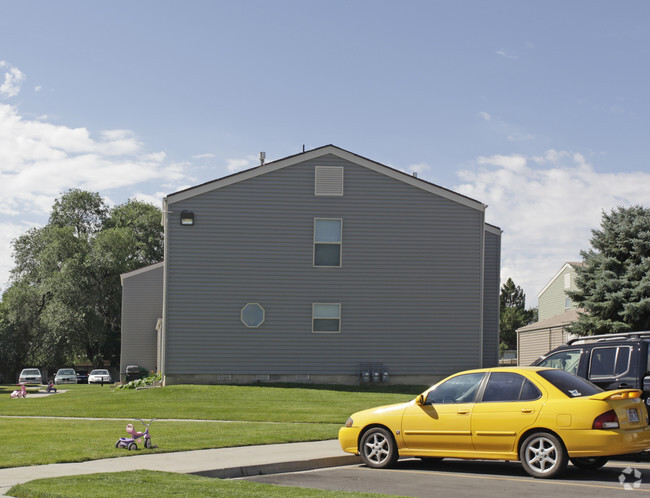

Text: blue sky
xmin=1 ymin=1 xmax=649 ymax=306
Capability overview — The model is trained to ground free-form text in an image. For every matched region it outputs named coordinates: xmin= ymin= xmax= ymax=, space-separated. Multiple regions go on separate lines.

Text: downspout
xmin=478 ymin=204 xmax=480 ymax=368
xmin=160 ymin=197 xmax=169 ymax=385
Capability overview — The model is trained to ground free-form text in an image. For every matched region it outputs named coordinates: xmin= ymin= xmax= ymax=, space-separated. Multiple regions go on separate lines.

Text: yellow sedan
xmin=339 ymin=367 xmax=650 ymax=478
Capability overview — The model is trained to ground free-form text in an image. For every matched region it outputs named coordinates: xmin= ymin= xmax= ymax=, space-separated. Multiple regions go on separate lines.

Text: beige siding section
xmin=538 ymin=264 xmax=580 ymax=320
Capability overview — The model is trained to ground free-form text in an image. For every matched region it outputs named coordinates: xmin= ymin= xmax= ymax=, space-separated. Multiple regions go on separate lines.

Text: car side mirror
xmin=415 ymin=394 xmax=425 ymax=406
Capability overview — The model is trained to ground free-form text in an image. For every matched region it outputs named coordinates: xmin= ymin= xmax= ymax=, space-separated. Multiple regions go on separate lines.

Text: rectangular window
xmin=589 ymin=346 xmax=631 ymax=378
xmin=314 ymin=218 xmax=342 ymax=267
xmin=313 ymin=303 xmax=341 ymax=333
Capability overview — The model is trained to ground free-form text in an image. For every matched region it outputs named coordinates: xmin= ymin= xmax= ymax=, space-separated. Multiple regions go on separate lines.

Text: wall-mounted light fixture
xmin=180 ymin=210 xmax=195 ymax=226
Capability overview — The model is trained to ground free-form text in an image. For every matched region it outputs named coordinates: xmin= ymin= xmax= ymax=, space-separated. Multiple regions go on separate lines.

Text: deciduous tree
xmin=0 ymin=189 xmax=163 ymax=372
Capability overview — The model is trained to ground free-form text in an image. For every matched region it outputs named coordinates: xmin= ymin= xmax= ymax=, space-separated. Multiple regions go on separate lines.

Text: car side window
xmin=425 ymin=373 xmax=485 ymax=404
xmin=536 ymin=349 xmax=581 ymax=375
xmin=589 ymin=346 xmax=631 ymax=378
xmin=481 ymin=372 xmax=541 ymax=402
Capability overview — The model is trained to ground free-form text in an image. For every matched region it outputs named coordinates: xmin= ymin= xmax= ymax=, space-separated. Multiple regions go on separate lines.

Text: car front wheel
xmin=520 ymin=432 xmax=567 ymax=478
xmin=359 ymin=427 xmax=398 ymax=469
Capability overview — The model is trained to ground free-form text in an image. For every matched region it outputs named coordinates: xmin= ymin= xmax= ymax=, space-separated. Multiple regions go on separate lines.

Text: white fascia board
xmin=120 ymin=261 xmax=164 ymax=285
xmin=484 ymin=224 xmax=502 ymax=236
xmin=537 ymin=262 xmax=574 ymax=299
xmin=166 ymin=145 xmax=486 ymax=212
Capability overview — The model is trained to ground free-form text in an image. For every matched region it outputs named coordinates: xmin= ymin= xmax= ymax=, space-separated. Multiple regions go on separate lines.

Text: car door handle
xmin=457 ymin=410 xmax=471 ymax=415
xmin=521 ymin=408 xmax=535 ymax=414
xmin=619 ymin=383 xmax=632 ymax=388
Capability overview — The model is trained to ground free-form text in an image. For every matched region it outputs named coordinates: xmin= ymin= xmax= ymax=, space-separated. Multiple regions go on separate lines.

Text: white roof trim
xmin=120 ymin=261 xmax=164 ymax=285
xmin=166 ymin=145 xmax=486 ymax=212
xmin=484 ymin=224 xmax=502 ymax=236
xmin=537 ymin=262 xmax=577 ymax=299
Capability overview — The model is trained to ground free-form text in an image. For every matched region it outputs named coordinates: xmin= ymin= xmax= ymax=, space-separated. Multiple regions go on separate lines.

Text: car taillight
xmin=593 ymin=410 xmax=619 ymax=429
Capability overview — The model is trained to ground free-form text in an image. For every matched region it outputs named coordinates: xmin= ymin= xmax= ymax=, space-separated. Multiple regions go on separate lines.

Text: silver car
xmin=19 ymin=368 xmax=42 ymax=385
xmin=54 ymin=368 xmax=78 ymax=384
xmin=88 ymin=369 xmax=112 ymax=384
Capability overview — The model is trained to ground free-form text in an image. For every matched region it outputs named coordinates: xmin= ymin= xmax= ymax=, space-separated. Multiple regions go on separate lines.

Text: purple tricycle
xmin=115 ymin=419 xmax=157 ymax=450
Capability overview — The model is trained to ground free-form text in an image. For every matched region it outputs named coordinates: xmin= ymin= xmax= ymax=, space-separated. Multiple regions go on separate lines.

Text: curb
xmin=193 ymin=454 xmax=361 ymax=479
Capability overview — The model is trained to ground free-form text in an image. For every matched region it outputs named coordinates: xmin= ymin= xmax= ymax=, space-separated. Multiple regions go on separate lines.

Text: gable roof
xmin=120 ymin=261 xmax=164 ymax=285
xmin=516 ymin=308 xmax=580 ymax=333
xmin=537 ymin=262 xmax=584 ymax=299
xmin=166 ymin=144 xmax=486 ymax=212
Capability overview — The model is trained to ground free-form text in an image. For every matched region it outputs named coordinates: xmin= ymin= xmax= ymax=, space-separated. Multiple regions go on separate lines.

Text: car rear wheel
xmin=520 ymin=432 xmax=567 ymax=478
xmin=359 ymin=427 xmax=398 ymax=469
xmin=570 ymin=456 xmax=608 ymax=470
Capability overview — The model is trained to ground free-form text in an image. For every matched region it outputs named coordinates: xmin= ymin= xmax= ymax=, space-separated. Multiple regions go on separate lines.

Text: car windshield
xmin=536 ymin=369 xmax=603 ymax=397
xmin=58 ymin=369 xmax=75 ymax=375
xmin=91 ymin=370 xmax=108 ymax=375
xmin=23 ymin=369 xmax=40 ymax=375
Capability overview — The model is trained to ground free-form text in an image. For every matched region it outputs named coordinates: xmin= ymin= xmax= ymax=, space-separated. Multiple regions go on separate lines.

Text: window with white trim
xmin=241 ymin=303 xmax=265 ymax=328
xmin=314 ymin=218 xmax=342 ymax=267
xmin=312 ymin=303 xmax=341 ymax=333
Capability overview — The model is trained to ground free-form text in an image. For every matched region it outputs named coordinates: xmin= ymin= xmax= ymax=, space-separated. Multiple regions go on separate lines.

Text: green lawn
xmin=0 ymin=383 xmax=424 ymax=423
xmin=0 ymin=383 xmax=425 ymax=468
xmin=1 ymin=383 xmax=425 ymax=497
xmin=8 ymin=470 xmax=403 ymax=497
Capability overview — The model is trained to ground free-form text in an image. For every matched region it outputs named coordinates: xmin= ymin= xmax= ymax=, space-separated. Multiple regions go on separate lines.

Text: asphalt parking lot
xmin=241 ymin=458 xmax=650 ymax=497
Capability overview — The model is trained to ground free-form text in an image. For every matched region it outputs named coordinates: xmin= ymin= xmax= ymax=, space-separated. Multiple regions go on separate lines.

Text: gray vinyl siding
xmin=120 ymin=263 xmax=163 ymax=377
xmin=165 ymin=154 xmax=486 ymax=379
xmin=482 ymin=229 xmax=501 ymax=367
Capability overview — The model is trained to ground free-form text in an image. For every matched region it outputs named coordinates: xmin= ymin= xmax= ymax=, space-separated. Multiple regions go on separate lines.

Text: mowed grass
xmin=8 ymin=470 xmax=400 ymax=498
xmin=0 ymin=382 xmax=426 ymax=468
xmin=0 ymin=418 xmax=340 ymax=468
xmin=0 ymin=383 xmax=425 ymax=423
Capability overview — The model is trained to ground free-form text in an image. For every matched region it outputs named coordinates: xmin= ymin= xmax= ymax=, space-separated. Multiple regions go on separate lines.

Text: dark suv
xmin=531 ymin=331 xmax=650 ymax=405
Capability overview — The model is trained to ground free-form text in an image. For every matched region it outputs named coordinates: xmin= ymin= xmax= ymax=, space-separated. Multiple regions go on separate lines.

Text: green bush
xmin=118 ymin=371 xmax=162 ymax=390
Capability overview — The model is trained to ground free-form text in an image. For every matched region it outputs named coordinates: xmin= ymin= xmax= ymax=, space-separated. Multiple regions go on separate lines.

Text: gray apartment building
xmin=120 ymin=145 xmax=502 ymax=385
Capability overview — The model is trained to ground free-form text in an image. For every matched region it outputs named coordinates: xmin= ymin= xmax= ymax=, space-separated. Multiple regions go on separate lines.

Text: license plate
xmin=628 ymin=408 xmax=640 ymax=423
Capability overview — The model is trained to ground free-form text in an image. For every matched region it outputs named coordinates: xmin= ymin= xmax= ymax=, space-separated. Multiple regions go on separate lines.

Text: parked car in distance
xmin=88 ymin=369 xmax=112 ymax=384
xmin=339 ymin=366 xmax=650 ymax=478
xmin=532 ymin=331 xmax=650 ymax=405
xmin=76 ymin=371 xmax=89 ymax=384
xmin=54 ymin=368 xmax=78 ymax=384
xmin=18 ymin=368 xmax=42 ymax=385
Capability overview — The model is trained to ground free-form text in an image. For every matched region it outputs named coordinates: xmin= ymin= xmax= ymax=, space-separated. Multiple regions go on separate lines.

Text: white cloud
xmin=496 ymin=50 xmax=519 ymax=60
xmin=0 ymin=101 xmax=196 ymax=290
xmin=477 ymin=111 xmax=491 ymax=122
xmin=456 ymin=152 xmax=650 ymax=307
xmin=407 ymin=162 xmax=431 ymax=177
xmin=192 ymin=153 xmax=216 ymax=160
xmin=226 ymin=155 xmax=258 ymax=172
xmin=0 ymin=61 xmax=25 ymax=98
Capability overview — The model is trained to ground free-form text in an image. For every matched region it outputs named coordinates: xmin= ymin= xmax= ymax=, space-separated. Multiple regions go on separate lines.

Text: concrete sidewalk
xmin=0 ymin=439 xmax=360 ymax=496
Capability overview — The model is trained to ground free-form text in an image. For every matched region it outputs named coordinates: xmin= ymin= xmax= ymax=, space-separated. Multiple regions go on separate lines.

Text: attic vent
xmin=315 ymin=166 xmax=344 ymax=196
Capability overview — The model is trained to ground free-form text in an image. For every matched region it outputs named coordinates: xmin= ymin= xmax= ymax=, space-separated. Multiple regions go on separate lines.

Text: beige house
xmin=517 ymin=262 xmax=583 ymax=365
